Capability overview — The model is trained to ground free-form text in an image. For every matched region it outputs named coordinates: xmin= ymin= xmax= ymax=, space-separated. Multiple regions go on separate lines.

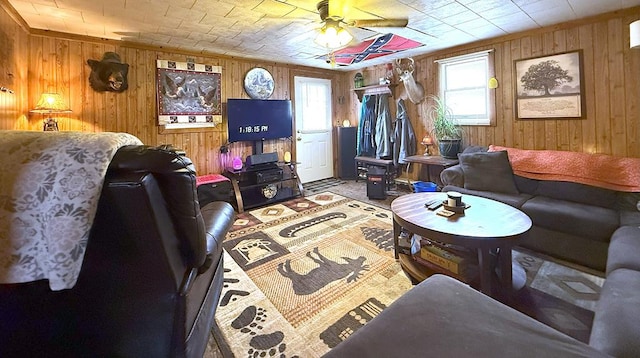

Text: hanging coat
xmin=357 ymin=94 xmax=377 ymax=157
xmin=393 ymin=98 xmax=417 ymax=166
xmin=375 ymin=94 xmax=393 ymax=159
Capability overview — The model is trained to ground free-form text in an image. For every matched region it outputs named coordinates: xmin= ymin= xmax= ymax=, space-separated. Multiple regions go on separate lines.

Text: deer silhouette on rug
xmin=277 ymin=247 xmax=370 ymax=295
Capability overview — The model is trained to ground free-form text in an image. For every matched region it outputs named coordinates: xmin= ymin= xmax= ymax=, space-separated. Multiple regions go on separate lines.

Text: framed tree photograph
xmin=156 ymin=59 xmax=222 ymax=129
xmin=514 ymin=50 xmax=585 ymax=119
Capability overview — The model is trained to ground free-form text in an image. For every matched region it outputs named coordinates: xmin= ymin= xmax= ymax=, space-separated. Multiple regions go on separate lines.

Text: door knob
xmin=297 ymin=137 xmax=302 ymax=141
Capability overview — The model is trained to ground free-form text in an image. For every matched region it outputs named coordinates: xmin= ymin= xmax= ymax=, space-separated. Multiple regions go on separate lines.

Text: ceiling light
xmin=315 ymin=19 xmax=353 ymax=49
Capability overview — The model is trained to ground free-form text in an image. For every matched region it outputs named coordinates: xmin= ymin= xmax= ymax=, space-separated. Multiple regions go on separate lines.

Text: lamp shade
xmin=315 ymin=19 xmax=353 ymax=49
xmin=631 ymin=20 xmax=640 ymax=49
xmin=30 ymin=93 xmax=72 ymax=113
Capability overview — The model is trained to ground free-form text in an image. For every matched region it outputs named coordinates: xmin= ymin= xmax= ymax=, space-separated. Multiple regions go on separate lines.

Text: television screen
xmin=226 ymin=99 xmax=293 ymax=143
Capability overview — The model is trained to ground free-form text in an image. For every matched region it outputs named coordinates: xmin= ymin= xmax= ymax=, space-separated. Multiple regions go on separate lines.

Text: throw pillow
xmin=459 ymin=151 xmax=519 ymax=194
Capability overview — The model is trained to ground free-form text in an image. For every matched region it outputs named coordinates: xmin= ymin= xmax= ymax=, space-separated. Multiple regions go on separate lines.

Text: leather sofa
xmin=0 ymin=145 xmax=235 ymax=357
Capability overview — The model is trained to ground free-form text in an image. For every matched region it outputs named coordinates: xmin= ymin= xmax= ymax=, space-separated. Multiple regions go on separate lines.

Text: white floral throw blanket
xmin=0 ymin=131 xmax=142 ymax=290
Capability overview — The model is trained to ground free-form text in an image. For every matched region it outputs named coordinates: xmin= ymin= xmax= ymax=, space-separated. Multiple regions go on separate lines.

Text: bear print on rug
xmin=87 ymin=52 xmax=129 ymax=92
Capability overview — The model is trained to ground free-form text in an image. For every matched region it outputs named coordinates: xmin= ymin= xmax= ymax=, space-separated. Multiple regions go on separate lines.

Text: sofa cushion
xmin=620 ymin=210 xmax=640 ymax=226
xmin=606 ymin=226 xmax=640 ymax=274
xmin=534 ymin=180 xmax=617 ymax=209
xmin=521 ymin=196 xmax=619 ymax=241
xmin=514 ymin=175 xmax=539 ymax=195
xmin=324 ymin=275 xmax=607 ymax=358
xmin=458 ymin=150 xmax=518 ymax=194
xmin=519 ymin=226 xmax=609 ymax=272
xmin=441 ymin=185 xmax=532 ymax=208
xmin=617 ymin=191 xmax=640 ymax=211
xmin=589 ymin=268 xmax=640 ymax=357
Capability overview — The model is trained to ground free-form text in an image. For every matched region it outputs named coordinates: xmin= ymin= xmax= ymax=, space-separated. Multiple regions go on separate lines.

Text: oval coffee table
xmin=391 ymin=192 xmax=532 ymax=297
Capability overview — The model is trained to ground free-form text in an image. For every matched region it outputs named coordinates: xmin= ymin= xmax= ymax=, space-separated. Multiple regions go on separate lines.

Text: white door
xmin=294 ymin=76 xmax=333 ymax=183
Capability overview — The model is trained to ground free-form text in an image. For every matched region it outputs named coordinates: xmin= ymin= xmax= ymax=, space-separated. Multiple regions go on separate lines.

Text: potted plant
xmin=426 ymin=95 xmax=462 ymax=159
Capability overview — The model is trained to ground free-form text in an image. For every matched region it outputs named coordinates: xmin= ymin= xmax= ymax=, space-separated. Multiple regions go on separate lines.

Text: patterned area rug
xmin=215 ymin=192 xmax=413 ymax=357
xmin=213 ymin=191 xmax=605 ymax=356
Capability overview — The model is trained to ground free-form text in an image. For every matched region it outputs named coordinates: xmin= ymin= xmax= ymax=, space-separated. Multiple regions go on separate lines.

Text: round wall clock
xmin=244 ymin=67 xmax=275 ymax=99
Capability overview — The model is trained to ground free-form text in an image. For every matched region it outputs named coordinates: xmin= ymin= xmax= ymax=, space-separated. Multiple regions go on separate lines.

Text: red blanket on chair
xmin=488 ymin=145 xmax=640 ymax=192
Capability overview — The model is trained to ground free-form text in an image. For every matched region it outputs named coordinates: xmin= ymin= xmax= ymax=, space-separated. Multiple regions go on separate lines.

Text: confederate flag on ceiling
xmin=321 ymin=33 xmax=424 ymax=66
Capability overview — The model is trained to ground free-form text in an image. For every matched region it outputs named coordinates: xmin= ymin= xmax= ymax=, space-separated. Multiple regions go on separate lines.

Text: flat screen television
xmin=226 ymin=99 xmax=293 ymax=145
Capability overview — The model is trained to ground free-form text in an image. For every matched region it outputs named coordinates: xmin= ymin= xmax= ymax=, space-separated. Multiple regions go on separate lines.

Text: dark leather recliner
xmin=0 ymin=145 xmax=235 ymax=357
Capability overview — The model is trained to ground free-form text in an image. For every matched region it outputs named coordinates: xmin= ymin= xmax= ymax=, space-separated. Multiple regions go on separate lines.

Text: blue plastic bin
xmin=413 ymin=181 xmax=437 ymax=193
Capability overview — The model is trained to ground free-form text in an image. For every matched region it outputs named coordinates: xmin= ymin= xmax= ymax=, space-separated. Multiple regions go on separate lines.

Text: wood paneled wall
xmin=21 ymin=37 xmax=348 ymax=175
xmin=0 ymin=1 xmax=28 ymax=127
xmin=347 ymin=7 xmax=640 ymax=170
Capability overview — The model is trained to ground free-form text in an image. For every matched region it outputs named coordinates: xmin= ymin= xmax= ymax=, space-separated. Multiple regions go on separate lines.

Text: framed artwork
xmin=514 ymin=50 xmax=585 ymax=119
xmin=156 ymin=60 xmax=222 ymax=129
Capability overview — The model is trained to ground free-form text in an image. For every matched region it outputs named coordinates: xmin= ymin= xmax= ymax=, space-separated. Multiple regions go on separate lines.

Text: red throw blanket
xmin=488 ymin=145 xmax=640 ymax=192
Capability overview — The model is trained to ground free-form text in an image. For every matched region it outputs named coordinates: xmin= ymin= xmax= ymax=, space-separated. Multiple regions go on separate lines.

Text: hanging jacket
xmin=375 ymin=94 xmax=393 ymax=159
xmin=393 ymin=98 xmax=417 ymax=166
xmin=357 ymin=94 xmax=377 ymax=157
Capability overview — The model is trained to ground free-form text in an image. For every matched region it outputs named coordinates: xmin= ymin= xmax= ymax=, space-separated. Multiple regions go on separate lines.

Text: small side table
xmin=403 ymin=155 xmax=459 ymax=189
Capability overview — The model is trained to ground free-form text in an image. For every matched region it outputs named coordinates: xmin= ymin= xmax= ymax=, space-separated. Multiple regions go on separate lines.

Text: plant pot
xmin=438 ymin=139 xmax=462 ymax=159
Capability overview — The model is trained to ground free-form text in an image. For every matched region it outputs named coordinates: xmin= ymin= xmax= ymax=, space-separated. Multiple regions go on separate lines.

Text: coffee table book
xmin=412 ymin=255 xmax=478 ymax=284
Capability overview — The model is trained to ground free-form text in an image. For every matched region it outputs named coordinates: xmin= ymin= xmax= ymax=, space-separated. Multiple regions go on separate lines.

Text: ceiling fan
xmin=314 ymin=0 xmax=409 ymax=48
xmin=316 ymin=0 xmax=408 ymax=29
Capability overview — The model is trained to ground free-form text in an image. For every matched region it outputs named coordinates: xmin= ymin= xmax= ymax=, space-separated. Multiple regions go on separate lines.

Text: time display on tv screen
xmin=238 ymin=125 xmax=269 ymax=134
xmin=227 ymin=99 xmax=293 ymax=143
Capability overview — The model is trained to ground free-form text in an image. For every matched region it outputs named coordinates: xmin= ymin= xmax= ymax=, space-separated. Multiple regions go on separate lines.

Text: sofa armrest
xmin=198 ymin=201 xmax=235 ymax=274
xmin=440 ymin=164 xmax=464 ymax=187
xmin=324 ymin=275 xmax=606 ymax=357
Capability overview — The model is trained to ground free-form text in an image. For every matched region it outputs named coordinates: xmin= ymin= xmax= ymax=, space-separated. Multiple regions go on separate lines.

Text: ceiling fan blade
xmin=351 ymin=18 xmax=408 ymax=28
xmin=327 ymin=0 xmax=354 ymax=20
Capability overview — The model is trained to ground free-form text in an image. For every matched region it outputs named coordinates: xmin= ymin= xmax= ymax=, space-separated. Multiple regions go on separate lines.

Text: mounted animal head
xmin=395 ymin=58 xmax=425 ymax=104
xmin=87 ymin=52 xmax=129 ymax=92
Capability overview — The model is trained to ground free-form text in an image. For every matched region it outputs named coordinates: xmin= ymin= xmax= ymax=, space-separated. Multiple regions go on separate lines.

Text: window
xmin=437 ymin=50 xmax=495 ymax=126
xmin=294 ymin=77 xmax=331 ymax=132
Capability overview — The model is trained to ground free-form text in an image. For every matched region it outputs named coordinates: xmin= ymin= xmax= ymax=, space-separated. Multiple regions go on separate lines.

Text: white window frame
xmin=436 ymin=50 xmax=495 ymax=126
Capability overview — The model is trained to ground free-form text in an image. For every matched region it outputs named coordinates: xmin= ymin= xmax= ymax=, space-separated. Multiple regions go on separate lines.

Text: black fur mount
xmin=87 ymin=52 xmax=129 ymax=92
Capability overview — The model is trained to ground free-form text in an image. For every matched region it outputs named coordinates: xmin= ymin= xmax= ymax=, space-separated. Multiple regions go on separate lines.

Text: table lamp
xmin=30 ymin=93 xmax=72 ymax=131
xmin=421 ymin=134 xmax=433 ymax=156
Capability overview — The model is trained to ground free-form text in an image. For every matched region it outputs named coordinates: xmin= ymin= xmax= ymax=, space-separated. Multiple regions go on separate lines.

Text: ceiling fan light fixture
xmin=315 ymin=19 xmax=352 ymax=49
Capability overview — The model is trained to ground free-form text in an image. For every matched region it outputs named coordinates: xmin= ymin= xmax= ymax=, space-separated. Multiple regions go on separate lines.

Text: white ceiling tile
xmin=440 ymin=9 xmax=482 ymax=26
xmin=6 ymin=0 xmax=640 ymax=70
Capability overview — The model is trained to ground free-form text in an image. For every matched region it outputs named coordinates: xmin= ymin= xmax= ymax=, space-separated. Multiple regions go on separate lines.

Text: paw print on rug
xmin=232 ymin=306 xmax=267 ymax=334
xmin=231 ymin=306 xmax=299 ymax=358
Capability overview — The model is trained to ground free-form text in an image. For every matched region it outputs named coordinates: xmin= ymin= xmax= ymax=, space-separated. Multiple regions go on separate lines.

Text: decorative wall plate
xmin=244 ymin=67 xmax=274 ymax=99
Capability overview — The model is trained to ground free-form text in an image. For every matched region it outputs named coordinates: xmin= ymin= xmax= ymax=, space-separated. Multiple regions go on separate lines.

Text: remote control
xmin=427 ymin=201 xmax=443 ymax=210
xmin=424 ymin=199 xmax=439 ymax=207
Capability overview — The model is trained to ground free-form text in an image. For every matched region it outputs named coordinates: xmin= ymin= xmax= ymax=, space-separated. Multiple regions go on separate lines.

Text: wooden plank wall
xmin=0 ymin=1 xmax=28 ymax=128
xmin=346 ymin=7 xmax=640 ymax=175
